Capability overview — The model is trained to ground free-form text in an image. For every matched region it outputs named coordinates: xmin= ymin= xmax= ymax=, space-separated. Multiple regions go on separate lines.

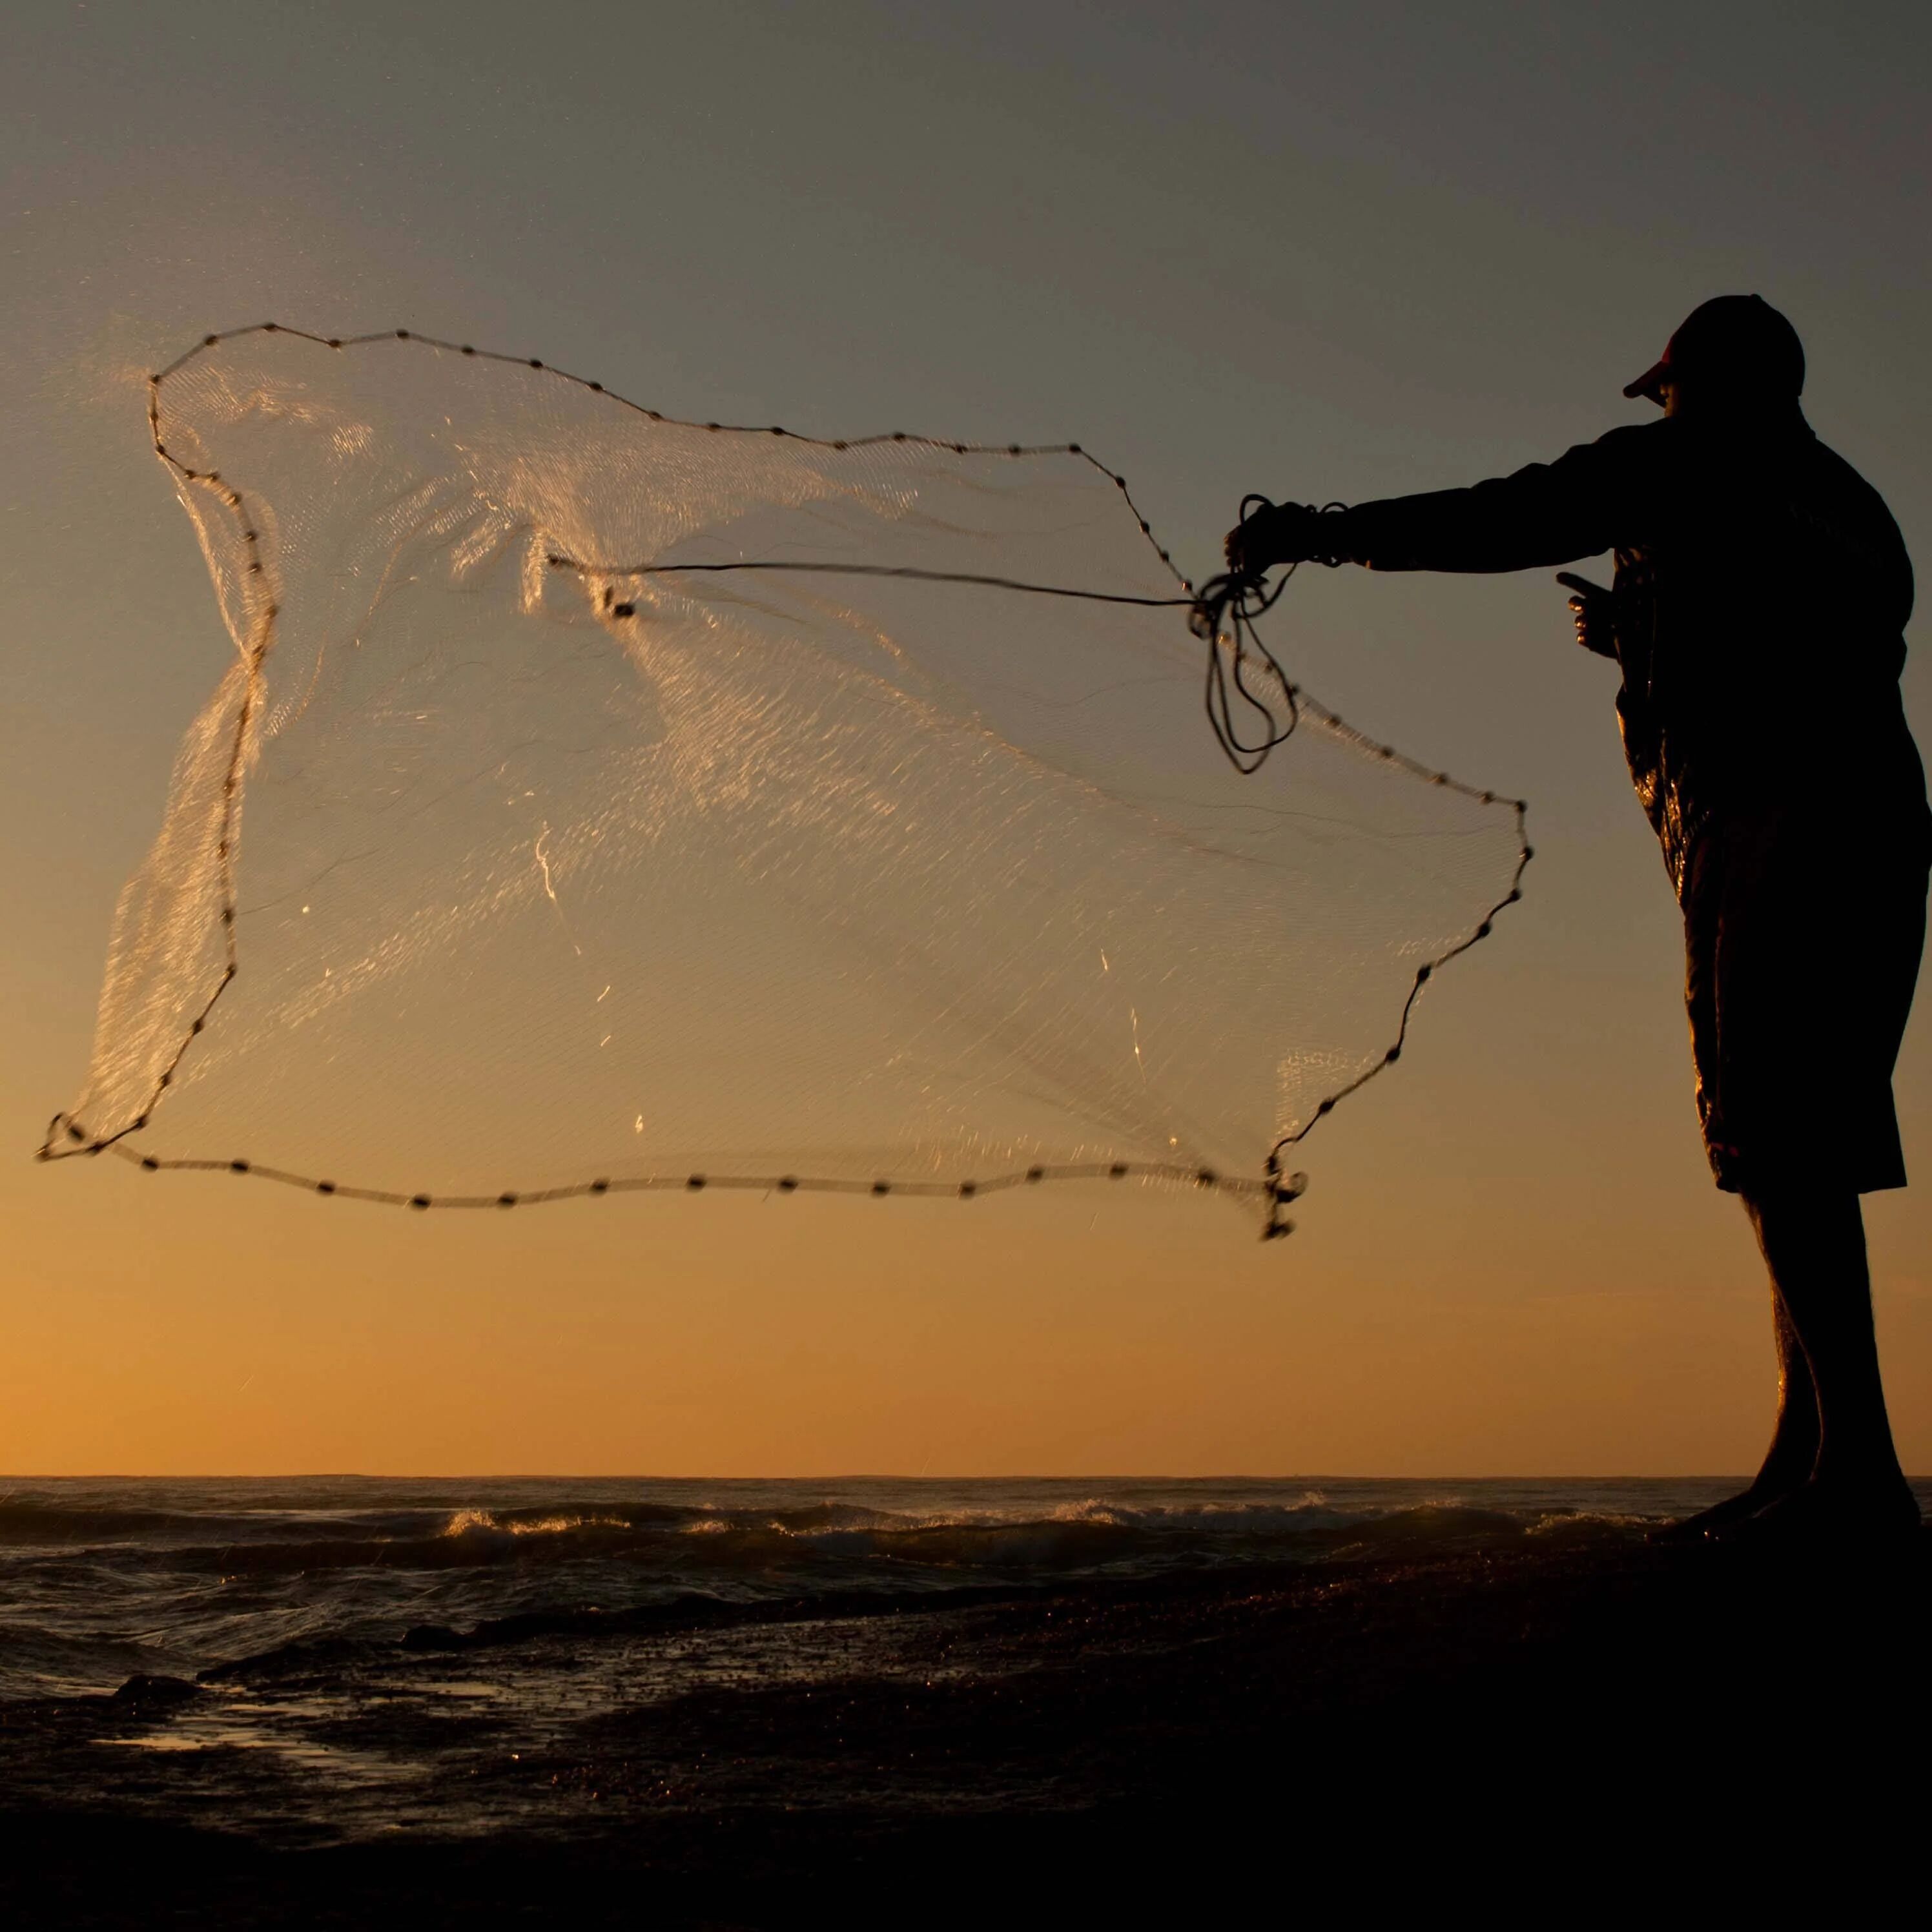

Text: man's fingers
xmin=1226 ymin=514 xmax=1274 ymax=574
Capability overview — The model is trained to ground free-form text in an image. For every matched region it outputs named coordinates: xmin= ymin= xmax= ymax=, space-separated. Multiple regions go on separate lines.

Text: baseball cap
xmin=1623 ymin=294 xmax=1806 ymax=404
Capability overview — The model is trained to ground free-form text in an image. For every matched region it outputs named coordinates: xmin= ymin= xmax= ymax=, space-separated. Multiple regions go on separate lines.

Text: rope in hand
xmin=1185 ymin=495 xmax=1359 ymax=774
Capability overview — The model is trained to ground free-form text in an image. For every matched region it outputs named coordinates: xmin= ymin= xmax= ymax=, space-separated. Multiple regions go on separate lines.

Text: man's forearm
xmin=1331 ymin=450 xmax=1623 ymax=574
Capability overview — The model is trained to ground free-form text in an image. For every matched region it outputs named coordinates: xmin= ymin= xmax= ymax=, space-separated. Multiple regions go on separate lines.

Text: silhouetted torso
xmin=1336 ymin=413 xmax=1927 ymax=890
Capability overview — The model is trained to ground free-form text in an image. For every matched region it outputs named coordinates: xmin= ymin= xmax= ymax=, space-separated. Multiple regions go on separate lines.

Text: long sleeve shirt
xmin=1326 ymin=411 xmax=1926 ymax=892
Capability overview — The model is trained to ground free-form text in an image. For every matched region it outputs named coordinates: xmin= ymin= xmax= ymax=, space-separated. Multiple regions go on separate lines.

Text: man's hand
xmin=1556 ymin=572 xmax=1619 ymax=660
xmin=1223 ymin=502 xmax=1332 ymax=577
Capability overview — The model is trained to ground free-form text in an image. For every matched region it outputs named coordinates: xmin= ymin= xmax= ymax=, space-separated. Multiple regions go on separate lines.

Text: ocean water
xmin=5 ymin=1474 xmax=1926 ymax=1845
xmin=0 ymin=1473 xmax=1772 ymax=1703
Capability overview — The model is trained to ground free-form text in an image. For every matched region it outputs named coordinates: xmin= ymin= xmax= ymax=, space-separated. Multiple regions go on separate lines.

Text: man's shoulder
xmin=1550 ymin=417 xmax=1672 ymax=477
xmin=1802 ymin=432 xmax=1896 ymax=518
xmin=1588 ymin=418 xmax=1671 ymax=451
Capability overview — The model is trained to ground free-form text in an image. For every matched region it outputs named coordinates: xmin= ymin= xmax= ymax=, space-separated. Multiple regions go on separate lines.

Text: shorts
xmin=1682 ymin=808 xmax=1928 ymax=1195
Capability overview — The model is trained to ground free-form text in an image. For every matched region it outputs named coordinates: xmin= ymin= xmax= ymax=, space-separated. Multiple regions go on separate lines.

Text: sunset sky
xmin=5 ymin=0 xmax=1929 ymax=1476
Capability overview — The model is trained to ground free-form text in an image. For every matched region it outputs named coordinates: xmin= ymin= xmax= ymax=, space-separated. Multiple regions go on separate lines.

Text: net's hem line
xmin=41 ymin=322 xmax=1532 ymax=1243
xmin=35 ymin=1131 xmax=1304 ymax=1225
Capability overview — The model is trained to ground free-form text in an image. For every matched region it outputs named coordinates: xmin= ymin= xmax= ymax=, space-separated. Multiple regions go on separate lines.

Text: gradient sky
xmin=5 ymin=0 xmax=1930 ymax=1475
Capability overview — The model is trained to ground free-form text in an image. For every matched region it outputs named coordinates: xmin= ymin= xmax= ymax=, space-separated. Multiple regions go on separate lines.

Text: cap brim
xmin=1623 ymin=360 xmax=1669 ymax=403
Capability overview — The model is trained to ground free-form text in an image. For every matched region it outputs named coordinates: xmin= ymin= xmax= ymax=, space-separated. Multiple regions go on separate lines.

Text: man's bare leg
xmin=1760 ymin=1290 xmax=1822 ymax=1490
xmin=1674 ymin=1283 xmax=1820 ymax=1534
xmin=1734 ymin=1188 xmax=1920 ymax=1536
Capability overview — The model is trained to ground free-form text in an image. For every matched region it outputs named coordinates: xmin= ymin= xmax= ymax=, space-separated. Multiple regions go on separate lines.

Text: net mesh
xmin=43 ymin=326 xmax=1528 ymax=1235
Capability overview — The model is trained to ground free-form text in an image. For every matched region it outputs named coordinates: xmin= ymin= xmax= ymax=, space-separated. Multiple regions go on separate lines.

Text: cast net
xmin=41 ymin=326 xmax=1528 ymax=1235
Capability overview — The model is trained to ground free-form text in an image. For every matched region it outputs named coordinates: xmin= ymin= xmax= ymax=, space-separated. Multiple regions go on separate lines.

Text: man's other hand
xmin=1556 ymin=572 xmax=1619 ymax=660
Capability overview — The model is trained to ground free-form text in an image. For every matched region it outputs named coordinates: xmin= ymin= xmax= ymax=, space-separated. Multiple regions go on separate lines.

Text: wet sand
xmin=4 ymin=1526 xmax=1925 ymax=1924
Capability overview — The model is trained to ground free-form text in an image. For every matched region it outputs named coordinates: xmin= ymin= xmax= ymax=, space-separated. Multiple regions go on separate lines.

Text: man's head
xmin=1625 ymin=295 xmax=1805 ymax=418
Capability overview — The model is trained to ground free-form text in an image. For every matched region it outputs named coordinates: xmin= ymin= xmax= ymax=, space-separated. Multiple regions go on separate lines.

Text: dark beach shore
xmin=3 ymin=1523 xmax=1924 ymax=1926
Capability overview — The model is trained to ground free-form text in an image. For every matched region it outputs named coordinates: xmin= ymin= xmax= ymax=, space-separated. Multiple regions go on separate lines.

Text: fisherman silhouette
xmin=1229 ymin=296 xmax=1926 ymax=1541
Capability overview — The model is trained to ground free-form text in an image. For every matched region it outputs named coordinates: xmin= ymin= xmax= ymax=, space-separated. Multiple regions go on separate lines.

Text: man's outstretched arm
xmin=1229 ymin=424 xmax=1652 ymax=577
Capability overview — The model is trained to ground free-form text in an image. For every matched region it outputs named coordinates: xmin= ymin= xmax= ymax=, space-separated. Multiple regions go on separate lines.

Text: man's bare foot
xmin=1654 ymin=1479 xmax=1797 ymax=1542
xmin=1712 ymin=1473 xmax=1923 ymax=1548
xmin=1654 ymin=1413 xmax=1821 ymax=1541
xmin=1655 ymin=1485 xmax=1785 ymax=1541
